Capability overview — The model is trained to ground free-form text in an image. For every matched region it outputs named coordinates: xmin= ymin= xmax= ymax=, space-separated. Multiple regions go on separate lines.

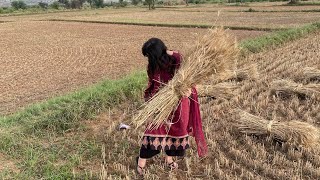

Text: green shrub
xmin=246 ymin=8 xmax=256 ymax=12
xmin=157 ymin=0 xmax=164 ymax=4
xmin=39 ymin=2 xmax=49 ymax=9
xmin=11 ymin=0 xmax=27 ymax=10
xmin=50 ymin=1 xmax=61 ymax=9
xmin=58 ymin=0 xmax=71 ymax=8
xmin=119 ymin=0 xmax=128 ymax=7
xmin=132 ymin=0 xmax=141 ymax=5
xmin=93 ymin=0 xmax=104 ymax=8
xmin=104 ymin=2 xmax=114 ymax=7
xmin=70 ymin=0 xmax=86 ymax=8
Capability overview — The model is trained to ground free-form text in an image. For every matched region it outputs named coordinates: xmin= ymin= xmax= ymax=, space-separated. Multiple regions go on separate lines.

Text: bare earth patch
xmin=0 ymin=21 xmax=266 ymax=115
xmin=0 ymin=153 xmax=19 ymax=173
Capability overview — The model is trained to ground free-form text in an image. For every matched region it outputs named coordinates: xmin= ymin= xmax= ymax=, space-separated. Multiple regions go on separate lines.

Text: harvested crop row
xmin=0 ymin=21 xmax=266 ymax=115
xmin=47 ymin=10 xmax=320 ymax=29
xmin=96 ymin=31 xmax=320 ymax=179
xmin=196 ymin=31 xmax=320 ymax=179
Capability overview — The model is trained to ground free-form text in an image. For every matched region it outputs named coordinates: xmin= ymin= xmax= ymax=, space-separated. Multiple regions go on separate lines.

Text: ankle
xmin=165 ymin=156 xmax=174 ymax=163
xmin=138 ymin=157 xmax=146 ymax=168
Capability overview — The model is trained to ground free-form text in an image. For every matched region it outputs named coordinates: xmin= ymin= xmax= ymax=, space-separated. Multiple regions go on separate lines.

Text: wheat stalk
xmin=297 ymin=67 xmax=320 ymax=82
xmin=270 ymin=79 xmax=320 ymax=101
xmin=133 ymin=28 xmax=239 ymax=130
xmin=197 ymin=82 xmax=238 ymax=100
xmin=236 ymin=111 xmax=320 ymax=148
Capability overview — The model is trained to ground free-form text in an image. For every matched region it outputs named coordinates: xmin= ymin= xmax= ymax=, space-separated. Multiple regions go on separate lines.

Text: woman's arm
xmin=167 ymin=50 xmax=192 ymax=97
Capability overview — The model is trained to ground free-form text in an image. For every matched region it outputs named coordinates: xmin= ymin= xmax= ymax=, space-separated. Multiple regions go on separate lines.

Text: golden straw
xmin=134 ymin=28 xmax=239 ymax=130
xmin=236 ymin=111 xmax=319 ymax=148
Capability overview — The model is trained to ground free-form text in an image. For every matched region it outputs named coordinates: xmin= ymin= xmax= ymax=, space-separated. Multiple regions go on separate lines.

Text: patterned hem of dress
xmin=141 ymin=136 xmax=190 ymax=151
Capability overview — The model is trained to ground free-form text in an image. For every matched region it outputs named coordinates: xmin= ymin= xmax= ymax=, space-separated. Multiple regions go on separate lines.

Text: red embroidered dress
xmin=141 ymin=52 xmax=208 ymax=157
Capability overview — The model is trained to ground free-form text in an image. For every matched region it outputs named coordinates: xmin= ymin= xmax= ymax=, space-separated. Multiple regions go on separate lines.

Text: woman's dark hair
xmin=142 ymin=38 xmax=175 ymax=75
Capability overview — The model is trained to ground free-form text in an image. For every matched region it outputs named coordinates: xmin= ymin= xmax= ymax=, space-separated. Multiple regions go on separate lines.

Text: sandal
xmin=167 ymin=161 xmax=178 ymax=171
xmin=136 ymin=156 xmax=145 ymax=176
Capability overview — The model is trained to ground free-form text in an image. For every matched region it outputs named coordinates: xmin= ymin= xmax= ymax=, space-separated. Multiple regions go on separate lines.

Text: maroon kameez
xmin=141 ymin=52 xmax=208 ymax=157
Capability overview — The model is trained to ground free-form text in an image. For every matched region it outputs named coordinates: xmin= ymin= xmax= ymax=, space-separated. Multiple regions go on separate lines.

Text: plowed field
xmin=0 ymin=21 xmax=266 ymax=114
xmin=1 ymin=6 xmax=320 ymax=29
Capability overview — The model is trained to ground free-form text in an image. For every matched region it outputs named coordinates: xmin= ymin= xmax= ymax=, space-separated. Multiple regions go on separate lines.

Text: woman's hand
xmin=166 ymin=50 xmax=174 ymax=56
xmin=166 ymin=50 xmax=179 ymax=56
xmin=182 ymin=88 xmax=192 ymax=97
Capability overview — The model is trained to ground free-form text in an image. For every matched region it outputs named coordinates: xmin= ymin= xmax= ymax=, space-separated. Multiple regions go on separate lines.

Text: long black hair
xmin=142 ymin=38 xmax=175 ymax=75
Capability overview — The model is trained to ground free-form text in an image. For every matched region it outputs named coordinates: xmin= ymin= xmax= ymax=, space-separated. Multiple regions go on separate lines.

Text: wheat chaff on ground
xmin=197 ymin=83 xmax=238 ymax=100
xmin=232 ymin=63 xmax=259 ymax=81
xmin=235 ymin=110 xmax=320 ymax=148
xmin=133 ymin=28 xmax=239 ymax=130
xmin=209 ymin=63 xmax=258 ymax=83
xmin=296 ymin=67 xmax=320 ymax=83
xmin=270 ymin=79 xmax=320 ymax=101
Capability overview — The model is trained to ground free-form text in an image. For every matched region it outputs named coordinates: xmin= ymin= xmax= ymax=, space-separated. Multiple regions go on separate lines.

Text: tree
xmin=288 ymin=0 xmax=299 ymax=4
xmin=145 ymin=0 xmax=155 ymax=10
xmin=38 ymin=2 xmax=49 ymax=9
xmin=87 ymin=0 xmax=93 ymax=7
xmin=50 ymin=1 xmax=60 ymax=9
xmin=92 ymin=0 xmax=104 ymax=8
xmin=58 ymin=0 xmax=70 ymax=8
xmin=11 ymin=0 xmax=27 ymax=10
xmin=131 ymin=0 xmax=141 ymax=6
xmin=70 ymin=0 xmax=86 ymax=8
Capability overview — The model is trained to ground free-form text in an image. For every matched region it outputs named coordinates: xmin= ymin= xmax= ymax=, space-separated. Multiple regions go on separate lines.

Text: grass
xmin=0 ymin=22 xmax=319 ymax=178
xmin=0 ymin=71 xmax=146 ymax=179
xmin=240 ymin=22 xmax=320 ymax=53
xmin=0 ymin=71 xmax=146 ymax=134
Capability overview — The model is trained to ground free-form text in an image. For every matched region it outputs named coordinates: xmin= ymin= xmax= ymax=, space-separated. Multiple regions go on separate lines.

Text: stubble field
xmin=98 ymin=30 xmax=320 ymax=179
xmin=0 ymin=2 xmax=319 ymax=179
xmin=1 ymin=4 xmax=320 ymax=29
xmin=46 ymin=11 xmax=320 ymax=29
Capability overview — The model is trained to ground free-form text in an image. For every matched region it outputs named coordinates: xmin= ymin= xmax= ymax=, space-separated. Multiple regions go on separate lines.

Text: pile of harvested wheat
xmin=134 ymin=28 xmax=239 ymax=130
xmin=235 ymin=111 xmax=320 ymax=148
xmin=297 ymin=67 xmax=320 ymax=82
xmin=197 ymin=83 xmax=238 ymax=100
xmin=270 ymin=79 xmax=320 ymax=101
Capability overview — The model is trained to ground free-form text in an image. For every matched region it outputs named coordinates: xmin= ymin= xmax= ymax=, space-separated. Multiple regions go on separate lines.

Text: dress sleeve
xmin=144 ymin=70 xmax=153 ymax=102
xmin=172 ymin=51 xmax=182 ymax=70
xmin=144 ymin=69 xmax=161 ymax=102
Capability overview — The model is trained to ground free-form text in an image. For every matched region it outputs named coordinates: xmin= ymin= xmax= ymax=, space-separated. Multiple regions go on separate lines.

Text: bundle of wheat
xmin=299 ymin=67 xmax=320 ymax=82
xmin=270 ymin=80 xmax=320 ymax=101
xmin=133 ymin=28 xmax=239 ymax=130
xmin=232 ymin=64 xmax=259 ymax=81
xmin=236 ymin=111 xmax=320 ymax=148
xmin=197 ymin=83 xmax=238 ymax=100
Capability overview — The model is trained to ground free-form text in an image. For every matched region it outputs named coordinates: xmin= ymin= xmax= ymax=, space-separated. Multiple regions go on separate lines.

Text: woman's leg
xmin=164 ymin=150 xmax=186 ymax=170
xmin=137 ymin=148 xmax=161 ymax=174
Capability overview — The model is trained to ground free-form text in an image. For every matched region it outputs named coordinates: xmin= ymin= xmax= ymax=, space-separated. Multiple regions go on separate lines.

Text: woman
xmin=136 ymin=38 xmax=207 ymax=176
